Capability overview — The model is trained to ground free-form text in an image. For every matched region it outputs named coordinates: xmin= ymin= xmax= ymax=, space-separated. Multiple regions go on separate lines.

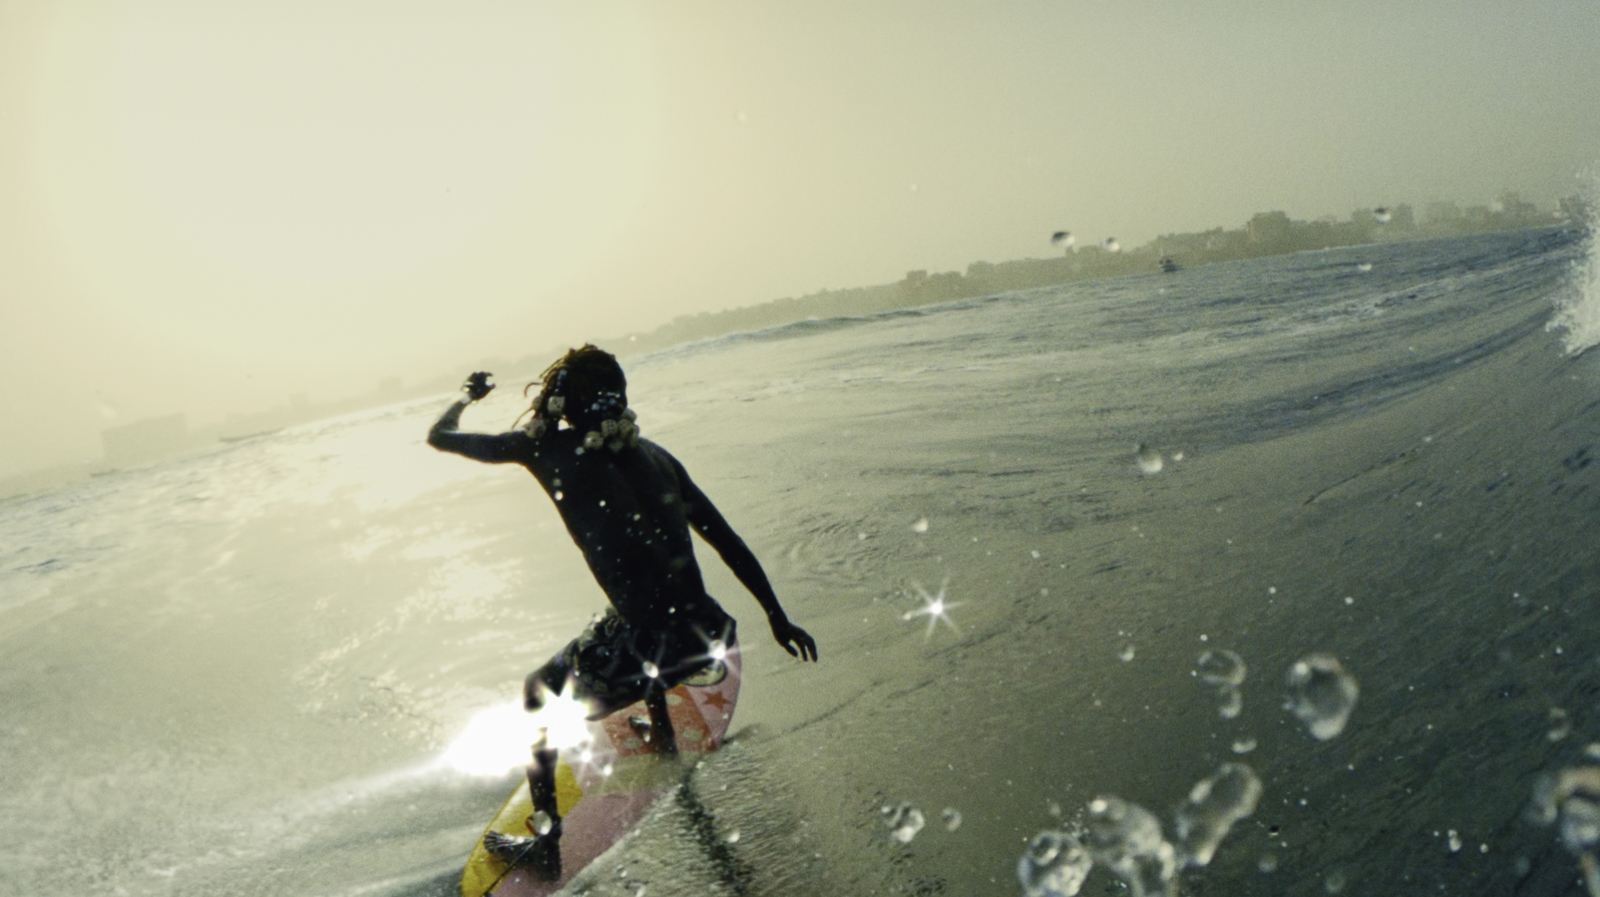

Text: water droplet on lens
xmin=942 ymin=807 xmax=962 ymax=831
xmin=1175 ymin=763 xmax=1263 ymax=868
xmin=1528 ymin=773 xmax=1600 ymax=896
xmin=1197 ymin=650 xmax=1246 ymax=688
xmin=881 ymin=802 xmax=925 ymax=844
xmin=1217 ymin=687 xmax=1243 ymax=719
xmin=1565 ymin=798 xmax=1600 ymax=854
xmin=1284 ymin=654 xmax=1359 ymax=740
xmin=1135 ymin=443 xmax=1163 ymax=475
xmin=1550 ymin=708 xmax=1573 ymax=742
xmin=912 ymin=517 xmax=930 ymax=533
xmin=531 ymin=810 xmax=553 ymax=835
xmin=1018 ymin=830 xmax=1093 ymax=897
xmin=1196 ymin=650 xmax=1246 ymax=718
xmin=1085 ymin=795 xmax=1177 ymax=897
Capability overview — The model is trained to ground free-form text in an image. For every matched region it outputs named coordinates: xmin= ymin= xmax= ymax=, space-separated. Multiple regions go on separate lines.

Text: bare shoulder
xmin=634 ymin=438 xmax=690 ymax=481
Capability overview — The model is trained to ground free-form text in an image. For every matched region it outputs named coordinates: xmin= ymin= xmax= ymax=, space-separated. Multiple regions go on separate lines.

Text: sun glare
xmin=443 ymin=685 xmax=595 ymax=777
xmin=442 ymin=702 xmax=540 ymax=777
xmin=530 ymin=681 xmax=598 ymax=752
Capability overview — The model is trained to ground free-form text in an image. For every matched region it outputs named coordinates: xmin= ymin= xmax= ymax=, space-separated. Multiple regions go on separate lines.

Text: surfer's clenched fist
xmin=461 ymin=371 xmax=495 ymax=402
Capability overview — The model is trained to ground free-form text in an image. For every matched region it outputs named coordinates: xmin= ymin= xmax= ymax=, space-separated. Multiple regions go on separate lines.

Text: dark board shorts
xmin=524 ymin=605 xmax=736 ymax=718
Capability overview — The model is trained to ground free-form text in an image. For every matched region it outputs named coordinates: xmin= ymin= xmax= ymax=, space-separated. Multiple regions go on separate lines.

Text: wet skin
xmin=427 ymin=396 xmax=817 ymax=668
xmin=429 ymin=381 xmax=816 ymax=878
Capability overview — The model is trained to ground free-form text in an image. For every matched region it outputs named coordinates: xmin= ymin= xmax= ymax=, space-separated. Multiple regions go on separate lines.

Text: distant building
xmin=1247 ymin=211 xmax=1293 ymax=247
xmin=1425 ymin=201 xmax=1462 ymax=224
xmin=1493 ymin=191 xmax=1538 ymax=218
xmin=101 ymin=414 xmax=187 ymax=466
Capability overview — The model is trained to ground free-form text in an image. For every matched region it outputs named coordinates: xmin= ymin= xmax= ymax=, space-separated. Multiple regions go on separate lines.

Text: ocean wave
xmin=1547 ymin=193 xmax=1600 ymax=356
xmin=636 ymin=292 xmax=1025 ymax=362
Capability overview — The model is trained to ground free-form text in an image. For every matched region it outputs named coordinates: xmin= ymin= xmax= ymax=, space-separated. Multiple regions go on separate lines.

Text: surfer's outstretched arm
xmin=676 ymin=464 xmax=818 ymax=662
xmin=427 ymin=372 xmax=528 ymax=464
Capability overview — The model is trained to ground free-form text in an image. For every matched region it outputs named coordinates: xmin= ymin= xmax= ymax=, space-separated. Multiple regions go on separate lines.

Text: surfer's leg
xmin=481 ymin=743 xmax=564 ymax=880
xmin=528 ymin=744 xmax=560 ymax=828
xmin=643 ymin=682 xmax=677 ymax=756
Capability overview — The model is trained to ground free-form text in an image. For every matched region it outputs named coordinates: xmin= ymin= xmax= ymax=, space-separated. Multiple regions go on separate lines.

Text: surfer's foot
xmin=483 ymin=826 xmax=562 ymax=881
xmin=628 ymin=714 xmax=678 ymax=755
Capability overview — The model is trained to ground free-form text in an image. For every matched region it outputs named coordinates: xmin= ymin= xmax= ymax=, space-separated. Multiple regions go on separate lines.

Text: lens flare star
xmin=902 ymin=579 xmax=961 ymax=639
xmin=529 ymin=680 xmax=597 ymax=752
xmin=442 ymin=702 xmax=539 ymax=777
xmin=440 ymin=681 xmax=598 ymax=777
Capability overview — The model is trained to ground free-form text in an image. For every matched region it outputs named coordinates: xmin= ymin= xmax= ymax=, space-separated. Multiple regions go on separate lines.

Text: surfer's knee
xmin=523 ymin=671 xmax=545 ymax=712
xmin=524 ymin=666 xmax=567 ymax=712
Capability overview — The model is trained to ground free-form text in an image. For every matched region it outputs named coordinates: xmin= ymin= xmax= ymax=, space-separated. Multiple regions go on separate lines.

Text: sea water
xmin=2 ymin=223 xmax=1599 ymax=896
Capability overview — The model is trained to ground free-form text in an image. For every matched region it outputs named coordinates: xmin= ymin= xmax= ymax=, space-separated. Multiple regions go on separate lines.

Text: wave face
xmin=3 ymin=226 xmax=1598 ymax=897
xmin=1547 ymin=180 xmax=1600 ymax=355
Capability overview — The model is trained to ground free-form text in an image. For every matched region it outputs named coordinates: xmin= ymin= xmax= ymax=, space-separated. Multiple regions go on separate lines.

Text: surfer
xmin=428 ymin=345 xmax=818 ymax=879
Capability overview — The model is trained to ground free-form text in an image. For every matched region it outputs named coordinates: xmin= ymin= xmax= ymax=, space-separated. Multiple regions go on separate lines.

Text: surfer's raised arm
xmin=427 ymin=372 xmax=525 ymax=464
xmin=675 ymin=461 xmax=819 ymax=662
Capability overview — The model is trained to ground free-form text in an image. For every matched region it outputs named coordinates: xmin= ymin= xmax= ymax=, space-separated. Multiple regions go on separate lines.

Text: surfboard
xmin=460 ymin=647 xmax=742 ymax=897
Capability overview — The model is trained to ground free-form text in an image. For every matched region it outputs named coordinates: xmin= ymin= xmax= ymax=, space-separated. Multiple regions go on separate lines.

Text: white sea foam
xmin=1549 ymin=173 xmax=1600 ymax=355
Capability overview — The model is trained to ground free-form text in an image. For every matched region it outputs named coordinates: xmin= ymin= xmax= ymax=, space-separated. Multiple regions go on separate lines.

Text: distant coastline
xmin=2 ymin=192 xmax=1586 ymax=500
xmin=613 ymin=191 xmax=1586 ymax=357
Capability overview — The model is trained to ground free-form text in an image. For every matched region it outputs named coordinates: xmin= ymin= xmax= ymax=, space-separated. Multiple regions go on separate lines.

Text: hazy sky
xmin=3 ymin=0 xmax=1598 ymax=476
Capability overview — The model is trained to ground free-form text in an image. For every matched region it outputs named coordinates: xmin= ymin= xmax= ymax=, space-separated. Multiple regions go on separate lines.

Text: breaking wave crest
xmin=1548 ymin=174 xmax=1600 ymax=356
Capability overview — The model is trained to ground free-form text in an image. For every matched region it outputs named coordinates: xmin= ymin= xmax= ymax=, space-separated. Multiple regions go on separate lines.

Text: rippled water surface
xmin=3 ymin=226 xmax=1600 ymax=896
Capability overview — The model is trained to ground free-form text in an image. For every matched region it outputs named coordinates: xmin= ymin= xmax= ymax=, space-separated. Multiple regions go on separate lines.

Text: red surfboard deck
xmin=461 ymin=649 xmax=741 ymax=897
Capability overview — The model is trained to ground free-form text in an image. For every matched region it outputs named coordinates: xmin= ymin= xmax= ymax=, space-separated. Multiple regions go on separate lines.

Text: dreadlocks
xmin=516 ymin=344 xmax=639 ymax=449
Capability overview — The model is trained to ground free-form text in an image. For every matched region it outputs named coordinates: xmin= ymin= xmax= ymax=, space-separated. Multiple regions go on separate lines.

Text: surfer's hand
xmin=770 ymin=616 xmax=818 ymax=662
xmin=462 ymin=371 xmax=495 ymax=402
